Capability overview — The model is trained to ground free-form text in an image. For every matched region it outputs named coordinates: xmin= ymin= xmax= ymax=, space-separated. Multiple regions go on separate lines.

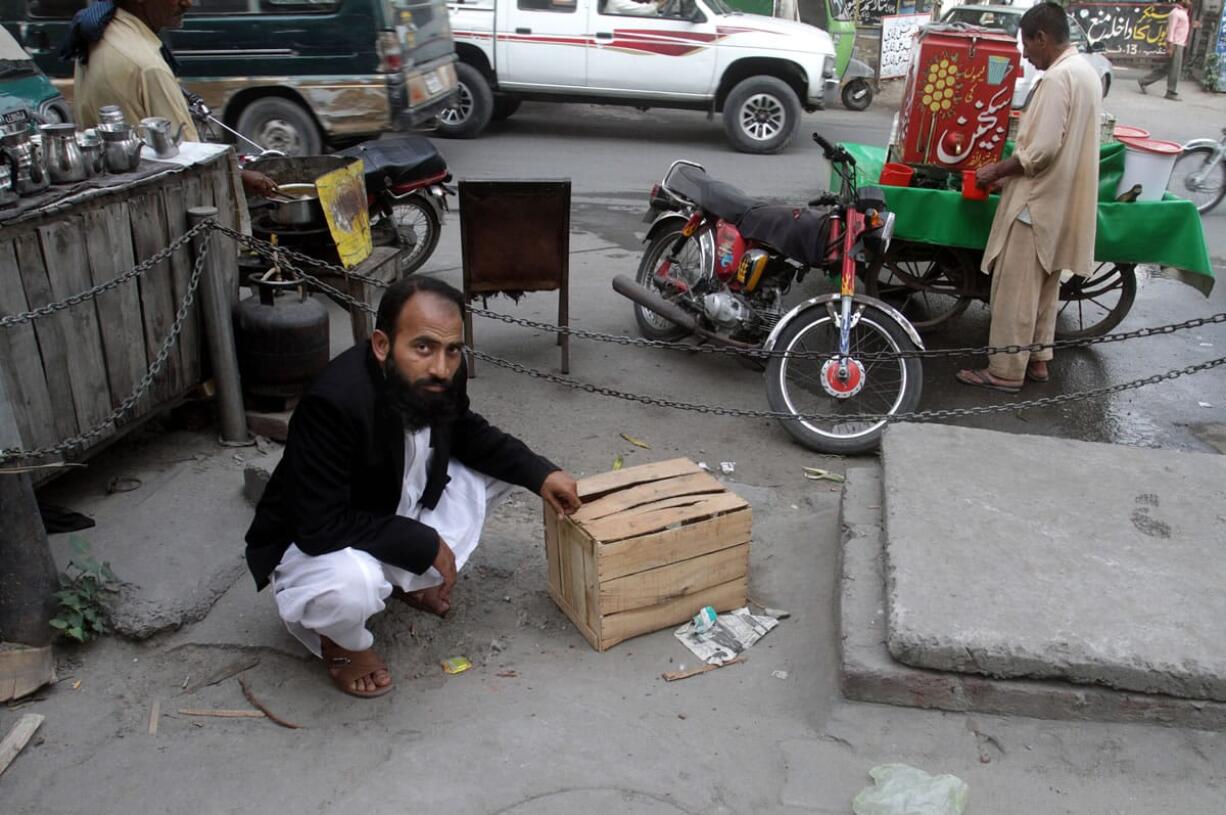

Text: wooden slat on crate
xmin=577 ymin=457 xmax=699 ymax=500
xmin=582 ymin=491 xmax=748 ymax=543
xmin=570 ymin=471 xmax=724 ymax=524
xmin=0 ymin=239 xmax=57 ymax=450
xmin=599 ymin=542 xmax=749 ymax=615
xmin=598 ymin=576 xmax=748 ymax=651
xmin=39 ymin=218 xmax=112 ymax=433
xmin=83 ymin=203 xmax=148 ymax=414
xmin=160 ymin=177 xmax=202 ymax=393
xmin=129 ymin=190 xmax=182 ymax=405
xmin=598 ymin=510 xmax=751 ymax=581
xmin=544 ymin=508 xmax=562 ymax=596
xmin=13 ymin=231 xmax=79 ymax=441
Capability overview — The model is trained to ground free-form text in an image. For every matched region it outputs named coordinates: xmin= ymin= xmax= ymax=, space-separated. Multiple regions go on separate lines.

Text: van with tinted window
xmin=2 ymin=0 xmax=456 ymax=154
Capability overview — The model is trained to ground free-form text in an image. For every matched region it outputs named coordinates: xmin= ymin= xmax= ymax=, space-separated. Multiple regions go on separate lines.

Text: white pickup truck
xmin=441 ymin=0 xmax=838 ymax=153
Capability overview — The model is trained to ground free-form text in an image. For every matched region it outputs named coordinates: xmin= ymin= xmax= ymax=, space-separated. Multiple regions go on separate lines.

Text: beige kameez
xmin=72 ymin=8 xmax=200 ymax=142
xmin=981 ymin=47 xmax=1101 ymax=381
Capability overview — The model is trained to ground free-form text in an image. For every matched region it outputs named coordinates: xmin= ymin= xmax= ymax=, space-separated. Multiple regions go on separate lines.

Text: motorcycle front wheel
xmin=766 ymin=301 xmax=922 ymax=455
xmin=633 ymin=222 xmax=712 ymax=341
xmin=1168 ymin=145 xmax=1226 ymax=214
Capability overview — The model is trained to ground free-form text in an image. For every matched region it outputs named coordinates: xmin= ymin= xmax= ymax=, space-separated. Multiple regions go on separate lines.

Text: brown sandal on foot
xmin=1025 ymin=363 xmax=1050 ymax=383
xmin=955 ymin=368 xmax=1023 ymax=394
xmin=320 ymin=640 xmax=394 ymax=699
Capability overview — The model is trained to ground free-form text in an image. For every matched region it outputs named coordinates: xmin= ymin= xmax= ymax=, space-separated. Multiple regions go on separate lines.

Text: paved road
xmin=433 ymin=89 xmax=1226 ymax=454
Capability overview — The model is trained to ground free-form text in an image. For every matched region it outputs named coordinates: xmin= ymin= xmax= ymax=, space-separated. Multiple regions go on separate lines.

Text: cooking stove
xmin=250 ymin=210 xmax=342 ymax=268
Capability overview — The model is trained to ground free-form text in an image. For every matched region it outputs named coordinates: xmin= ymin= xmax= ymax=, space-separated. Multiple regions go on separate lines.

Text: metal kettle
xmin=39 ymin=123 xmax=89 ymax=184
xmin=99 ymin=125 xmax=143 ymax=173
xmin=139 ymin=117 xmax=185 ymax=159
xmin=1 ymin=125 xmax=49 ymax=195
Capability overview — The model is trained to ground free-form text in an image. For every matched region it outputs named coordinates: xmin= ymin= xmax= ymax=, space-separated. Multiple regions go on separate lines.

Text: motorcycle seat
xmin=736 ymin=204 xmax=831 ymax=268
xmin=669 ymin=164 xmax=761 ymax=222
xmin=337 ymin=135 xmax=448 ymax=190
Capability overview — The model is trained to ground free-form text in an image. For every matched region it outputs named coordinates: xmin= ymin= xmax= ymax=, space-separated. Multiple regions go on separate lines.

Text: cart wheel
xmin=864 ymin=242 xmax=975 ymax=331
xmin=1055 ymin=262 xmax=1137 ymax=340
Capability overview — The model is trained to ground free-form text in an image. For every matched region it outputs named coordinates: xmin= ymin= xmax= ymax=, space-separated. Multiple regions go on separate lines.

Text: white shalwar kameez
xmin=271 ymin=427 xmax=512 ymax=656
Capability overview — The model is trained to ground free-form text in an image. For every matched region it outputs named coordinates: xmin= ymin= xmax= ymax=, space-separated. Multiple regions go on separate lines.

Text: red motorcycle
xmin=614 ymin=132 xmax=923 ymax=454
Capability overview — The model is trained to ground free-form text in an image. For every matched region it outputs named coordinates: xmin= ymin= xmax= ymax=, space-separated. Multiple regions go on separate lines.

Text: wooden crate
xmin=545 ymin=458 xmax=751 ymax=651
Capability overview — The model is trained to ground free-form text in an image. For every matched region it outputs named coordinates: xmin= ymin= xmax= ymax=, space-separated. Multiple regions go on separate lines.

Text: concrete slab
xmin=881 ymin=423 xmax=1226 ymax=701
xmin=37 ymin=428 xmax=282 ymax=640
xmin=839 ymin=465 xmax=1226 ymax=729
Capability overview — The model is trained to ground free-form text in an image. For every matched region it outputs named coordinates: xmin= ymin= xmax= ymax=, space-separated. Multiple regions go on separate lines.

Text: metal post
xmin=188 ymin=207 xmax=247 ymax=444
xmin=0 ymin=376 xmax=58 ymax=646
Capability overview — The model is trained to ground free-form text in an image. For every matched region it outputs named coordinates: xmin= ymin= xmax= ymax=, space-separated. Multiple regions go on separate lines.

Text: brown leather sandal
xmin=320 ymin=639 xmax=394 ymax=699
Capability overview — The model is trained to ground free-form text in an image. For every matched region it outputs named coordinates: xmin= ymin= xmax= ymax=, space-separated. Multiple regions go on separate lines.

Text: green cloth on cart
xmin=839 ymin=142 xmax=1214 ymax=295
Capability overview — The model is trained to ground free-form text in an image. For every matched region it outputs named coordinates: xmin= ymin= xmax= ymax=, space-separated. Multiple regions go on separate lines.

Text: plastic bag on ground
xmin=851 ymin=763 xmax=969 ymax=815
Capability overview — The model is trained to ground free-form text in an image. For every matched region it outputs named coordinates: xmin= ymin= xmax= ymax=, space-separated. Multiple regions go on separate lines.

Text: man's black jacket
xmin=244 ymin=343 xmax=558 ymax=590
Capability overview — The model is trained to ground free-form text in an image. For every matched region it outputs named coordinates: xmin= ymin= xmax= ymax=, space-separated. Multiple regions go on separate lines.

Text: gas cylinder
xmin=232 ymin=275 xmax=330 ymax=397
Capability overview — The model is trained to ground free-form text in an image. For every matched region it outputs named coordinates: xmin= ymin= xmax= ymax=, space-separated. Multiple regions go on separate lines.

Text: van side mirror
xmin=1089 ymin=41 xmax=1106 ymax=53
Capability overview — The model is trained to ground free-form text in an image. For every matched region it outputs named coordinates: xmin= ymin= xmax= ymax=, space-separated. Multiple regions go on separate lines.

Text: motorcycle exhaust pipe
xmin=611 ymin=275 xmax=757 ymax=350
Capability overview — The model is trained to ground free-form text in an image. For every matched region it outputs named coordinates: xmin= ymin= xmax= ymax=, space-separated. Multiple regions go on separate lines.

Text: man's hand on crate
xmin=541 ymin=470 xmax=582 ymax=518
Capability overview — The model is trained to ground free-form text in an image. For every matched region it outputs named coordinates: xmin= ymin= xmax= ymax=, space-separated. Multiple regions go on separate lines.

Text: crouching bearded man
xmin=245 ymin=277 xmax=580 ymax=698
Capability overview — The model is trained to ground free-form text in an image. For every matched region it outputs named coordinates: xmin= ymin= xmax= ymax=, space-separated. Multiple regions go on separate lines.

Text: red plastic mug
xmin=879 ymin=163 xmax=914 ymax=187
xmin=962 ymin=169 xmax=989 ymax=201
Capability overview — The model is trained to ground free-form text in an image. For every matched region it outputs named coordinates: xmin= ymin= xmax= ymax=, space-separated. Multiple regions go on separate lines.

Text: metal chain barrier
xmin=207 ymin=226 xmax=1226 ymax=425
xmin=0 ymin=223 xmax=213 ymax=464
xmin=210 ymin=224 xmax=1226 ymax=363
xmin=0 ymin=219 xmax=213 ymax=329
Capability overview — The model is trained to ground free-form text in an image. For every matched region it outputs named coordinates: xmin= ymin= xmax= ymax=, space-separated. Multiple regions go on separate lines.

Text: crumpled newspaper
xmin=852 ymin=764 xmax=968 ymax=815
xmin=674 ymin=606 xmax=779 ymax=666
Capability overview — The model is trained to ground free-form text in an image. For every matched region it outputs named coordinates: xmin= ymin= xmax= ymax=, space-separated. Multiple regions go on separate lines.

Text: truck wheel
xmin=492 ymin=94 xmax=522 ymax=121
xmin=436 ymin=63 xmax=493 ymax=139
xmin=235 ymin=97 xmax=323 ymax=157
xmin=722 ymin=76 xmax=801 ymax=155
xmin=841 ymin=78 xmax=873 ymax=111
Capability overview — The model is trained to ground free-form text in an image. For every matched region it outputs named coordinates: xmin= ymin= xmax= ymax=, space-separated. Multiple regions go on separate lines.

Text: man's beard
xmin=382 ymin=357 xmax=461 ymax=431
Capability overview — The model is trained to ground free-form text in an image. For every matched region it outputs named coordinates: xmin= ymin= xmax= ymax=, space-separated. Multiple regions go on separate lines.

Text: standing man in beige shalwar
xmin=956 ymin=2 xmax=1101 ymax=393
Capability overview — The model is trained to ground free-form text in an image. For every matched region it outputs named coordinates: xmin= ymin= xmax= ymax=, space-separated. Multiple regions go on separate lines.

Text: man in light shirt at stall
xmin=63 ymin=0 xmax=277 ymax=196
xmin=956 ymin=2 xmax=1101 ymax=393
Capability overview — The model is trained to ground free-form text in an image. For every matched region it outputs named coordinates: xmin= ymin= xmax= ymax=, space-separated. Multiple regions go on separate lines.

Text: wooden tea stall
xmin=0 ymin=145 xmax=243 ymax=479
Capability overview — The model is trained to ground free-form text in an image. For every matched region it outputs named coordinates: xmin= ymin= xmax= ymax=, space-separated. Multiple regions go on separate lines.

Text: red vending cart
xmin=894 ymin=24 xmax=1022 ymax=172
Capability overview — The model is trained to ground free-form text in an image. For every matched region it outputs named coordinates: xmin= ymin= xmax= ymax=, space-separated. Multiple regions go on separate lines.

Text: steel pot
xmin=269 ymin=182 xmax=324 ymax=227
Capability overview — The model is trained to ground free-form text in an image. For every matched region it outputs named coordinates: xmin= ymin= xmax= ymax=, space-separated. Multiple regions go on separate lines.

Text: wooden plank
xmin=0 ymin=238 xmax=58 ymax=450
xmin=544 ymin=503 xmax=562 ymax=597
xmin=13 ymin=230 xmax=79 ymax=441
xmin=0 ymin=713 xmax=44 ymax=777
xmin=598 ymin=509 xmax=752 ymax=582
xmin=0 ymin=645 xmax=55 ymax=703
xmin=582 ymin=528 xmax=599 ymax=633
xmin=205 ymin=155 xmax=241 ymax=300
xmin=598 ymin=543 xmax=749 ymax=615
xmin=82 ymin=203 xmax=149 ymax=414
xmin=583 ymin=492 xmax=750 ymax=543
xmin=598 ymin=576 xmax=748 ymax=652
xmin=576 ymin=457 xmax=700 ymax=500
xmin=128 ymin=190 xmax=181 ymax=405
xmin=39 ymin=219 xmax=113 ymax=434
xmin=566 ymin=520 xmax=588 ymax=628
xmin=161 ymin=177 xmax=202 ymax=393
xmin=571 ymin=471 xmax=726 ymax=524
xmin=547 ymin=584 xmax=601 ymax=651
